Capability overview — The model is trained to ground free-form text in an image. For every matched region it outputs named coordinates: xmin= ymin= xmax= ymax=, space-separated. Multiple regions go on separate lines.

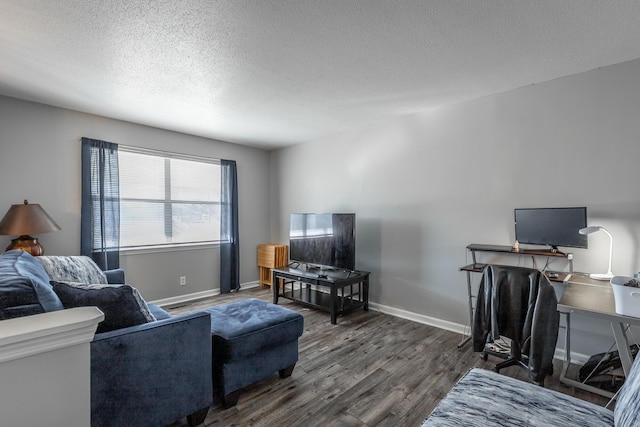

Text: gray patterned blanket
xmin=421 ymin=368 xmax=613 ymax=427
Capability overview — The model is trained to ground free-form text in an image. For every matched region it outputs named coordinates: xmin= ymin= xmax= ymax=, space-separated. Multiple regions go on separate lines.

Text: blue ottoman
xmin=204 ymin=298 xmax=304 ymax=408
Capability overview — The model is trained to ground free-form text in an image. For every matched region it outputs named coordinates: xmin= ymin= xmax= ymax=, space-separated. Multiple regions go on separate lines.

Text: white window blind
xmin=118 ymin=146 xmax=221 ymax=249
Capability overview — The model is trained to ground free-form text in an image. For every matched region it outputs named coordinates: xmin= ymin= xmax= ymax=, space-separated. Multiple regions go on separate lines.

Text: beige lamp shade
xmin=0 ymin=200 xmax=61 ymax=256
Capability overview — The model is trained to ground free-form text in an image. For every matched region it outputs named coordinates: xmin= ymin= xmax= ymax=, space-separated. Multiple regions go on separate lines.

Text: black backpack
xmin=578 ymin=345 xmax=639 ymax=392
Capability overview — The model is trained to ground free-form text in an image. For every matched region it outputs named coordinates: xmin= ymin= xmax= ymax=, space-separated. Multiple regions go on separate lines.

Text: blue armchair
xmin=0 ymin=251 xmax=212 ymax=427
xmin=90 ymin=310 xmax=212 ymax=426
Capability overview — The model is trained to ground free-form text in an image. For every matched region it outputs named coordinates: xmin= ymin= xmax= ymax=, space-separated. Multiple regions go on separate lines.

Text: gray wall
xmin=0 ymin=96 xmax=271 ymax=300
xmin=271 ymin=58 xmax=640 ymax=356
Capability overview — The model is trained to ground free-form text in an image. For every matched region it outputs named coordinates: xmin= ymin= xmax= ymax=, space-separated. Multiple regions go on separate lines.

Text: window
xmin=118 ymin=146 xmax=221 ymax=249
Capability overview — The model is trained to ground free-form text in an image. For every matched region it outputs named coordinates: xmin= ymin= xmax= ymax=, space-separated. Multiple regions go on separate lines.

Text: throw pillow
xmin=0 ymin=250 xmax=64 ymax=319
xmin=38 ymin=256 xmax=108 ymax=284
xmin=51 ymin=281 xmax=156 ymax=334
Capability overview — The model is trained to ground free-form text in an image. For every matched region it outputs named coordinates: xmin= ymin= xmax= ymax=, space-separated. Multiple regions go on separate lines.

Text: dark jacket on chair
xmin=472 ymin=265 xmax=560 ymax=383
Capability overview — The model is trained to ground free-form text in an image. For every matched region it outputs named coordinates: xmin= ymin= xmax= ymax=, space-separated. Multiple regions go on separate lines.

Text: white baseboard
xmin=150 ymin=280 xmax=261 ymax=308
xmin=368 ymin=302 xmax=468 ymax=335
xmin=368 ymin=301 xmax=590 ymax=363
xmin=241 ymin=281 xmax=260 ymax=289
xmin=150 ymin=289 xmax=220 ymax=308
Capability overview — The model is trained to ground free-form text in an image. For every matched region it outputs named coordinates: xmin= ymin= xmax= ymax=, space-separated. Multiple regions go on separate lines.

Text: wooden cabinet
xmin=257 ymin=244 xmax=288 ymax=287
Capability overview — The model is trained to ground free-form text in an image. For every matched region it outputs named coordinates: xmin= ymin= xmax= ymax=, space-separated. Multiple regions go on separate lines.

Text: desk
xmin=459 ymin=243 xmax=573 ymax=349
xmin=557 ymin=275 xmax=640 ymax=398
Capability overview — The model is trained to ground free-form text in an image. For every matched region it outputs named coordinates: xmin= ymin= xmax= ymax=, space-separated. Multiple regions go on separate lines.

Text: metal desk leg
xmin=560 ymin=312 xmax=572 ymax=382
xmin=458 ymin=270 xmax=473 ymax=349
xmin=559 ymin=311 xmax=615 ymax=398
xmin=611 ymin=321 xmax=634 ymax=376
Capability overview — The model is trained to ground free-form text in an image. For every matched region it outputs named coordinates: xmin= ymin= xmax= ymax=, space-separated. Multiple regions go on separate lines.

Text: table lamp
xmin=0 ymin=200 xmax=61 ymax=256
xmin=579 ymin=226 xmax=614 ymax=280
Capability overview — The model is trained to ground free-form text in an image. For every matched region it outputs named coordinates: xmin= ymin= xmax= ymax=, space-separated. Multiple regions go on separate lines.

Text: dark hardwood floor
xmin=167 ymin=286 xmax=611 ymax=427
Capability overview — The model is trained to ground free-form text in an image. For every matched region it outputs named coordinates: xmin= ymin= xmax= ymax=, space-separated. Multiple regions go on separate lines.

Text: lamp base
xmin=589 ymin=272 xmax=614 ymax=281
xmin=6 ymin=235 xmax=44 ymax=256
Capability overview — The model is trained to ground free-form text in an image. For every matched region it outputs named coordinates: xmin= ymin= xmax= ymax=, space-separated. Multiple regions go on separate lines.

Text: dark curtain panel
xmin=220 ymin=159 xmax=239 ymax=293
xmin=81 ymin=138 xmax=120 ymax=270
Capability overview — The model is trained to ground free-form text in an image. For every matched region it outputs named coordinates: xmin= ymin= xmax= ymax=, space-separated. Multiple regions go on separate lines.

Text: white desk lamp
xmin=579 ymin=226 xmax=614 ymax=280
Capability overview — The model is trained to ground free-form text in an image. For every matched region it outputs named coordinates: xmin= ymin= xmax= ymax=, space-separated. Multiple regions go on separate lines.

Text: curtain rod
xmin=77 ymin=136 xmax=221 ymax=164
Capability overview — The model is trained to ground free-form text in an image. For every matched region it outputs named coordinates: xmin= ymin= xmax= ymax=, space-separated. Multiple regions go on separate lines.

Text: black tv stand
xmin=272 ymin=266 xmax=370 ymax=324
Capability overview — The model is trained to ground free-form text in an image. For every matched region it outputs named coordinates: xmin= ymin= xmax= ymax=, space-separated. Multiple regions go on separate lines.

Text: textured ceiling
xmin=1 ymin=1 xmax=640 ymax=150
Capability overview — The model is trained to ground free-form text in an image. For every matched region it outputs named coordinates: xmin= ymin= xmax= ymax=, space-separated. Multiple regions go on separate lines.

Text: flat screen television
xmin=514 ymin=207 xmax=588 ymax=252
xmin=289 ymin=213 xmax=356 ymax=270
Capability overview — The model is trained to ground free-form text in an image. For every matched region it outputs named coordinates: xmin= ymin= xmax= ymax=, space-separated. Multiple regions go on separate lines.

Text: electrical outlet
xmin=180 ymin=276 xmax=186 ymax=286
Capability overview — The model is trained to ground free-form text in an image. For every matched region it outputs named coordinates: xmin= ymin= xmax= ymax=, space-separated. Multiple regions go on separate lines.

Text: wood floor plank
xmin=166 ymin=286 xmax=611 ymax=427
